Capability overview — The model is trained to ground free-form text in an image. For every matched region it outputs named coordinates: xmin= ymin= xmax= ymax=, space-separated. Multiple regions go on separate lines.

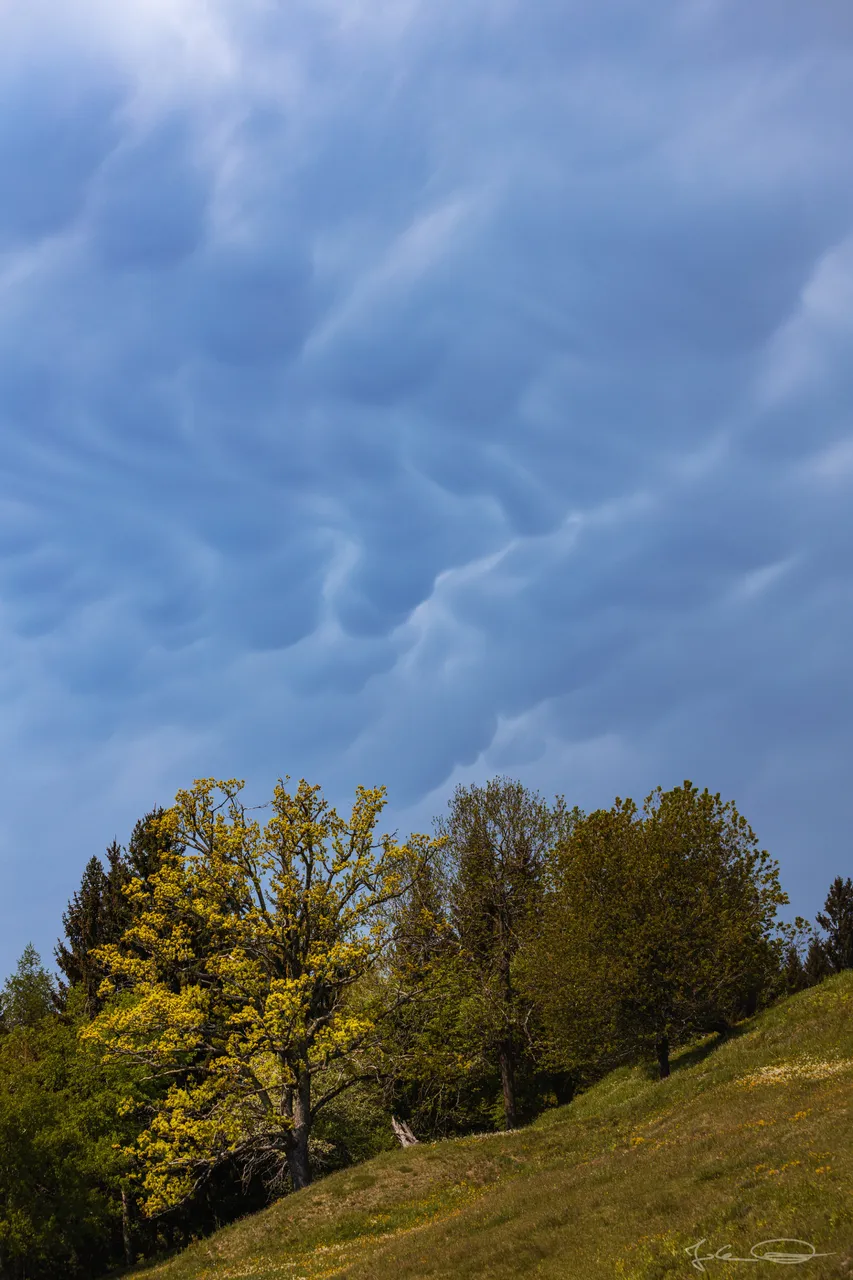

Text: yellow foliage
xmin=82 ymin=776 xmax=441 ymax=1213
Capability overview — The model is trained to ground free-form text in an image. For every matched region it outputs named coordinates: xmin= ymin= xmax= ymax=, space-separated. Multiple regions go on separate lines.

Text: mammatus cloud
xmin=0 ymin=0 xmax=851 ymax=973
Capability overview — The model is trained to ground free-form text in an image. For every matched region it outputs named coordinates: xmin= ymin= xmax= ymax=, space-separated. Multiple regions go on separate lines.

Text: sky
xmin=1 ymin=0 xmax=852 ymax=979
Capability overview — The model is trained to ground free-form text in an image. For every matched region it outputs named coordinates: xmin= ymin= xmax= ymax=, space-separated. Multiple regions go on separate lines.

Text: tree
xmin=0 ymin=943 xmax=58 ymax=1028
xmin=436 ymin=777 xmax=565 ymax=1128
xmin=815 ymin=876 xmax=853 ymax=973
xmin=83 ymin=777 xmax=440 ymax=1210
xmin=0 ymin=956 xmax=137 ymax=1280
xmin=378 ymin=855 xmax=488 ymax=1139
xmin=524 ymin=783 xmax=789 ymax=1081
xmin=55 ymin=846 xmax=131 ymax=1013
xmin=803 ymin=935 xmax=833 ymax=987
xmin=125 ymin=807 xmax=175 ymax=883
xmin=782 ymin=942 xmax=808 ymax=994
xmin=56 ymin=811 xmax=179 ymax=1015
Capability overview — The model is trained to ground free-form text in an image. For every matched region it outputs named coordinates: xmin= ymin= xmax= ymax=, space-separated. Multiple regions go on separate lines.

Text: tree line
xmin=0 ymin=774 xmax=850 ymax=1279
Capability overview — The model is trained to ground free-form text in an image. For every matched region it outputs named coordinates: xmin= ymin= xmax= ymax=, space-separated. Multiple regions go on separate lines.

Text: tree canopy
xmin=436 ymin=777 xmax=570 ymax=1127
xmin=83 ymin=776 xmax=440 ymax=1208
xmin=522 ymin=782 xmax=789 ymax=1079
xmin=0 ymin=769 xmax=839 ymax=1279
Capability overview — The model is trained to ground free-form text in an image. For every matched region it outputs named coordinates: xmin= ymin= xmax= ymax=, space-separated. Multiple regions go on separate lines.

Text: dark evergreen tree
xmin=55 ymin=842 xmax=132 ymax=1013
xmin=782 ymin=942 xmax=808 ymax=994
xmin=803 ymin=935 xmax=833 ymax=986
xmin=126 ymin=806 xmax=175 ymax=882
xmin=815 ymin=876 xmax=853 ymax=973
xmin=55 ymin=810 xmax=179 ymax=1014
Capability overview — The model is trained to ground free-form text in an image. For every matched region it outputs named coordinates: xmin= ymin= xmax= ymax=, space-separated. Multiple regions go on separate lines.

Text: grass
xmin=126 ymin=974 xmax=853 ymax=1279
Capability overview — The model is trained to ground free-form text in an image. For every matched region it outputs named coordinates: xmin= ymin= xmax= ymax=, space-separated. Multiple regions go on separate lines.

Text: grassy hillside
xmin=129 ymin=974 xmax=853 ymax=1280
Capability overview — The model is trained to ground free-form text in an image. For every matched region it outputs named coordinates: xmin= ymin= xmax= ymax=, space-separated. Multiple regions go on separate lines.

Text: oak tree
xmin=84 ymin=777 xmax=438 ymax=1209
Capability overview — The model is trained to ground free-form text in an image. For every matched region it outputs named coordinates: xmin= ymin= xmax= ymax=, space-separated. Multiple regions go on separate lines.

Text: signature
xmin=685 ymin=1239 xmax=834 ymax=1272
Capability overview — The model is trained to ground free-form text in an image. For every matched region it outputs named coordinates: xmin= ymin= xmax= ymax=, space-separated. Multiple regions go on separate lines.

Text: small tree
xmin=782 ymin=942 xmax=808 ymax=994
xmin=1 ymin=944 xmax=58 ymax=1029
xmin=84 ymin=777 xmax=439 ymax=1210
xmin=803 ymin=935 xmax=833 ymax=987
xmin=815 ymin=876 xmax=853 ymax=973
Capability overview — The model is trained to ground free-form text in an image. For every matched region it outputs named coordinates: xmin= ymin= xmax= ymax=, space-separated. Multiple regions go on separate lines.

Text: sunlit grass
xmin=127 ymin=972 xmax=853 ymax=1280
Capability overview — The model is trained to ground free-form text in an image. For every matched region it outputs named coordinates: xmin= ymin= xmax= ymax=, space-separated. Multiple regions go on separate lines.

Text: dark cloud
xmin=0 ymin=68 xmax=121 ymax=244
xmin=0 ymin=0 xmax=851 ymax=975
xmin=90 ymin=114 xmax=210 ymax=268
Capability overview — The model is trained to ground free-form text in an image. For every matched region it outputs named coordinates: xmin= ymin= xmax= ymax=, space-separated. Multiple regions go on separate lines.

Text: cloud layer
xmin=1 ymin=0 xmax=852 ymax=974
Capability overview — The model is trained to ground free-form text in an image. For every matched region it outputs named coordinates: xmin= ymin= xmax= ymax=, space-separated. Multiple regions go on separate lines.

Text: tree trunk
xmin=121 ymin=1187 xmax=133 ymax=1268
xmin=391 ymin=1116 xmax=419 ymax=1147
xmin=285 ymin=1072 xmax=312 ymax=1190
xmin=655 ymin=1034 xmax=670 ymax=1080
xmin=498 ymin=1039 xmax=518 ymax=1128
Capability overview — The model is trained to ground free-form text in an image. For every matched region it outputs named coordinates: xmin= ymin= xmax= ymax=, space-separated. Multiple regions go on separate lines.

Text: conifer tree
xmin=56 ymin=810 xmax=179 ymax=1013
xmin=0 ymin=944 xmax=59 ymax=1028
xmin=815 ymin=876 xmax=853 ymax=972
xmin=56 ymin=844 xmax=130 ymax=1012
xmin=782 ymin=942 xmax=808 ymax=994
xmin=803 ymin=935 xmax=833 ymax=986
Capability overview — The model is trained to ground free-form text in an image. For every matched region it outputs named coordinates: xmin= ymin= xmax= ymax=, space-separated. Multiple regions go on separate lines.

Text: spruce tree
xmin=815 ymin=876 xmax=853 ymax=972
xmin=55 ymin=844 xmax=132 ymax=1012
xmin=803 ymin=935 xmax=833 ymax=986
xmin=56 ymin=809 xmax=179 ymax=1013
xmin=782 ymin=942 xmax=808 ymax=994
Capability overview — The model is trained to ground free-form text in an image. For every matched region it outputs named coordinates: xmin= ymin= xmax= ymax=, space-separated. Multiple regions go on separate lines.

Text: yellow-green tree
xmin=83 ymin=777 xmax=438 ymax=1209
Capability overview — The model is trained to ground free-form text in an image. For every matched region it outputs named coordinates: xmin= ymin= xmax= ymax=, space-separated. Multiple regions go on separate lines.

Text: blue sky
xmin=1 ymin=0 xmax=852 ymax=978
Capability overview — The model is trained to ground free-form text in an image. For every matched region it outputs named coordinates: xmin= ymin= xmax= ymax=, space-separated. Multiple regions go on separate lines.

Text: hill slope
xmin=129 ymin=974 xmax=853 ymax=1280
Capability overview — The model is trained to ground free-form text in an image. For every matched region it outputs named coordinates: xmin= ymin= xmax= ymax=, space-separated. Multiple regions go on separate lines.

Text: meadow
xmin=127 ymin=971 xmax=853 ymax=1280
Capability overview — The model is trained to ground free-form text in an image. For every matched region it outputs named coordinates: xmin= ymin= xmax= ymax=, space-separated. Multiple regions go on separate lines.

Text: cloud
xmin=0 ymin=0 xmax=852 ymax=974
xmin=89 ymin=114 xmax=210 ymax=269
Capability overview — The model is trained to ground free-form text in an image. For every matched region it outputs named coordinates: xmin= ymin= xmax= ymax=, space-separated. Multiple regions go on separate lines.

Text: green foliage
xmin=815 ymin=875 xmax=853 ymax=972
xmin=522 ymin=782 xmax=790 ymax=1080
xmin=0 ymin=959 xmax=136 ymax=1279
xmin=0 ymin=771 xmax=841 ymax=1280
xmin=0 ymin=943 xmax=59 ymax=1029
xmin=310 ymin=1079 xmax=398 ymax=1172
xmin=782 ymin=941 xmax=808 ymax=993
xmin=378 ymin=848 xmax=490 ymax=1137
xmin=804 ymin=935 xmax=833 ymax=986
xmin=435 ymin=778 xmax=567 ymax=1128
xmin=84 ymin=777 xmax=442 ymax=1210
xmin=120 ymin=973 xmax=853 ymax=1280
xmin=55 ymin=812 xmax=179 ymax=1014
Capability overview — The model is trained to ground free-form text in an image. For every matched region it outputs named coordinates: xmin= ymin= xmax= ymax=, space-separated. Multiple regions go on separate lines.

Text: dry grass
xmin=126 ymin=973 xmax=853 ymax=1280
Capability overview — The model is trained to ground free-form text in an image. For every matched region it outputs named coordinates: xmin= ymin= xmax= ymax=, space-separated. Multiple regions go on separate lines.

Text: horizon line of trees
xmin=1 ymin=774 xmax=850 ymax=1280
